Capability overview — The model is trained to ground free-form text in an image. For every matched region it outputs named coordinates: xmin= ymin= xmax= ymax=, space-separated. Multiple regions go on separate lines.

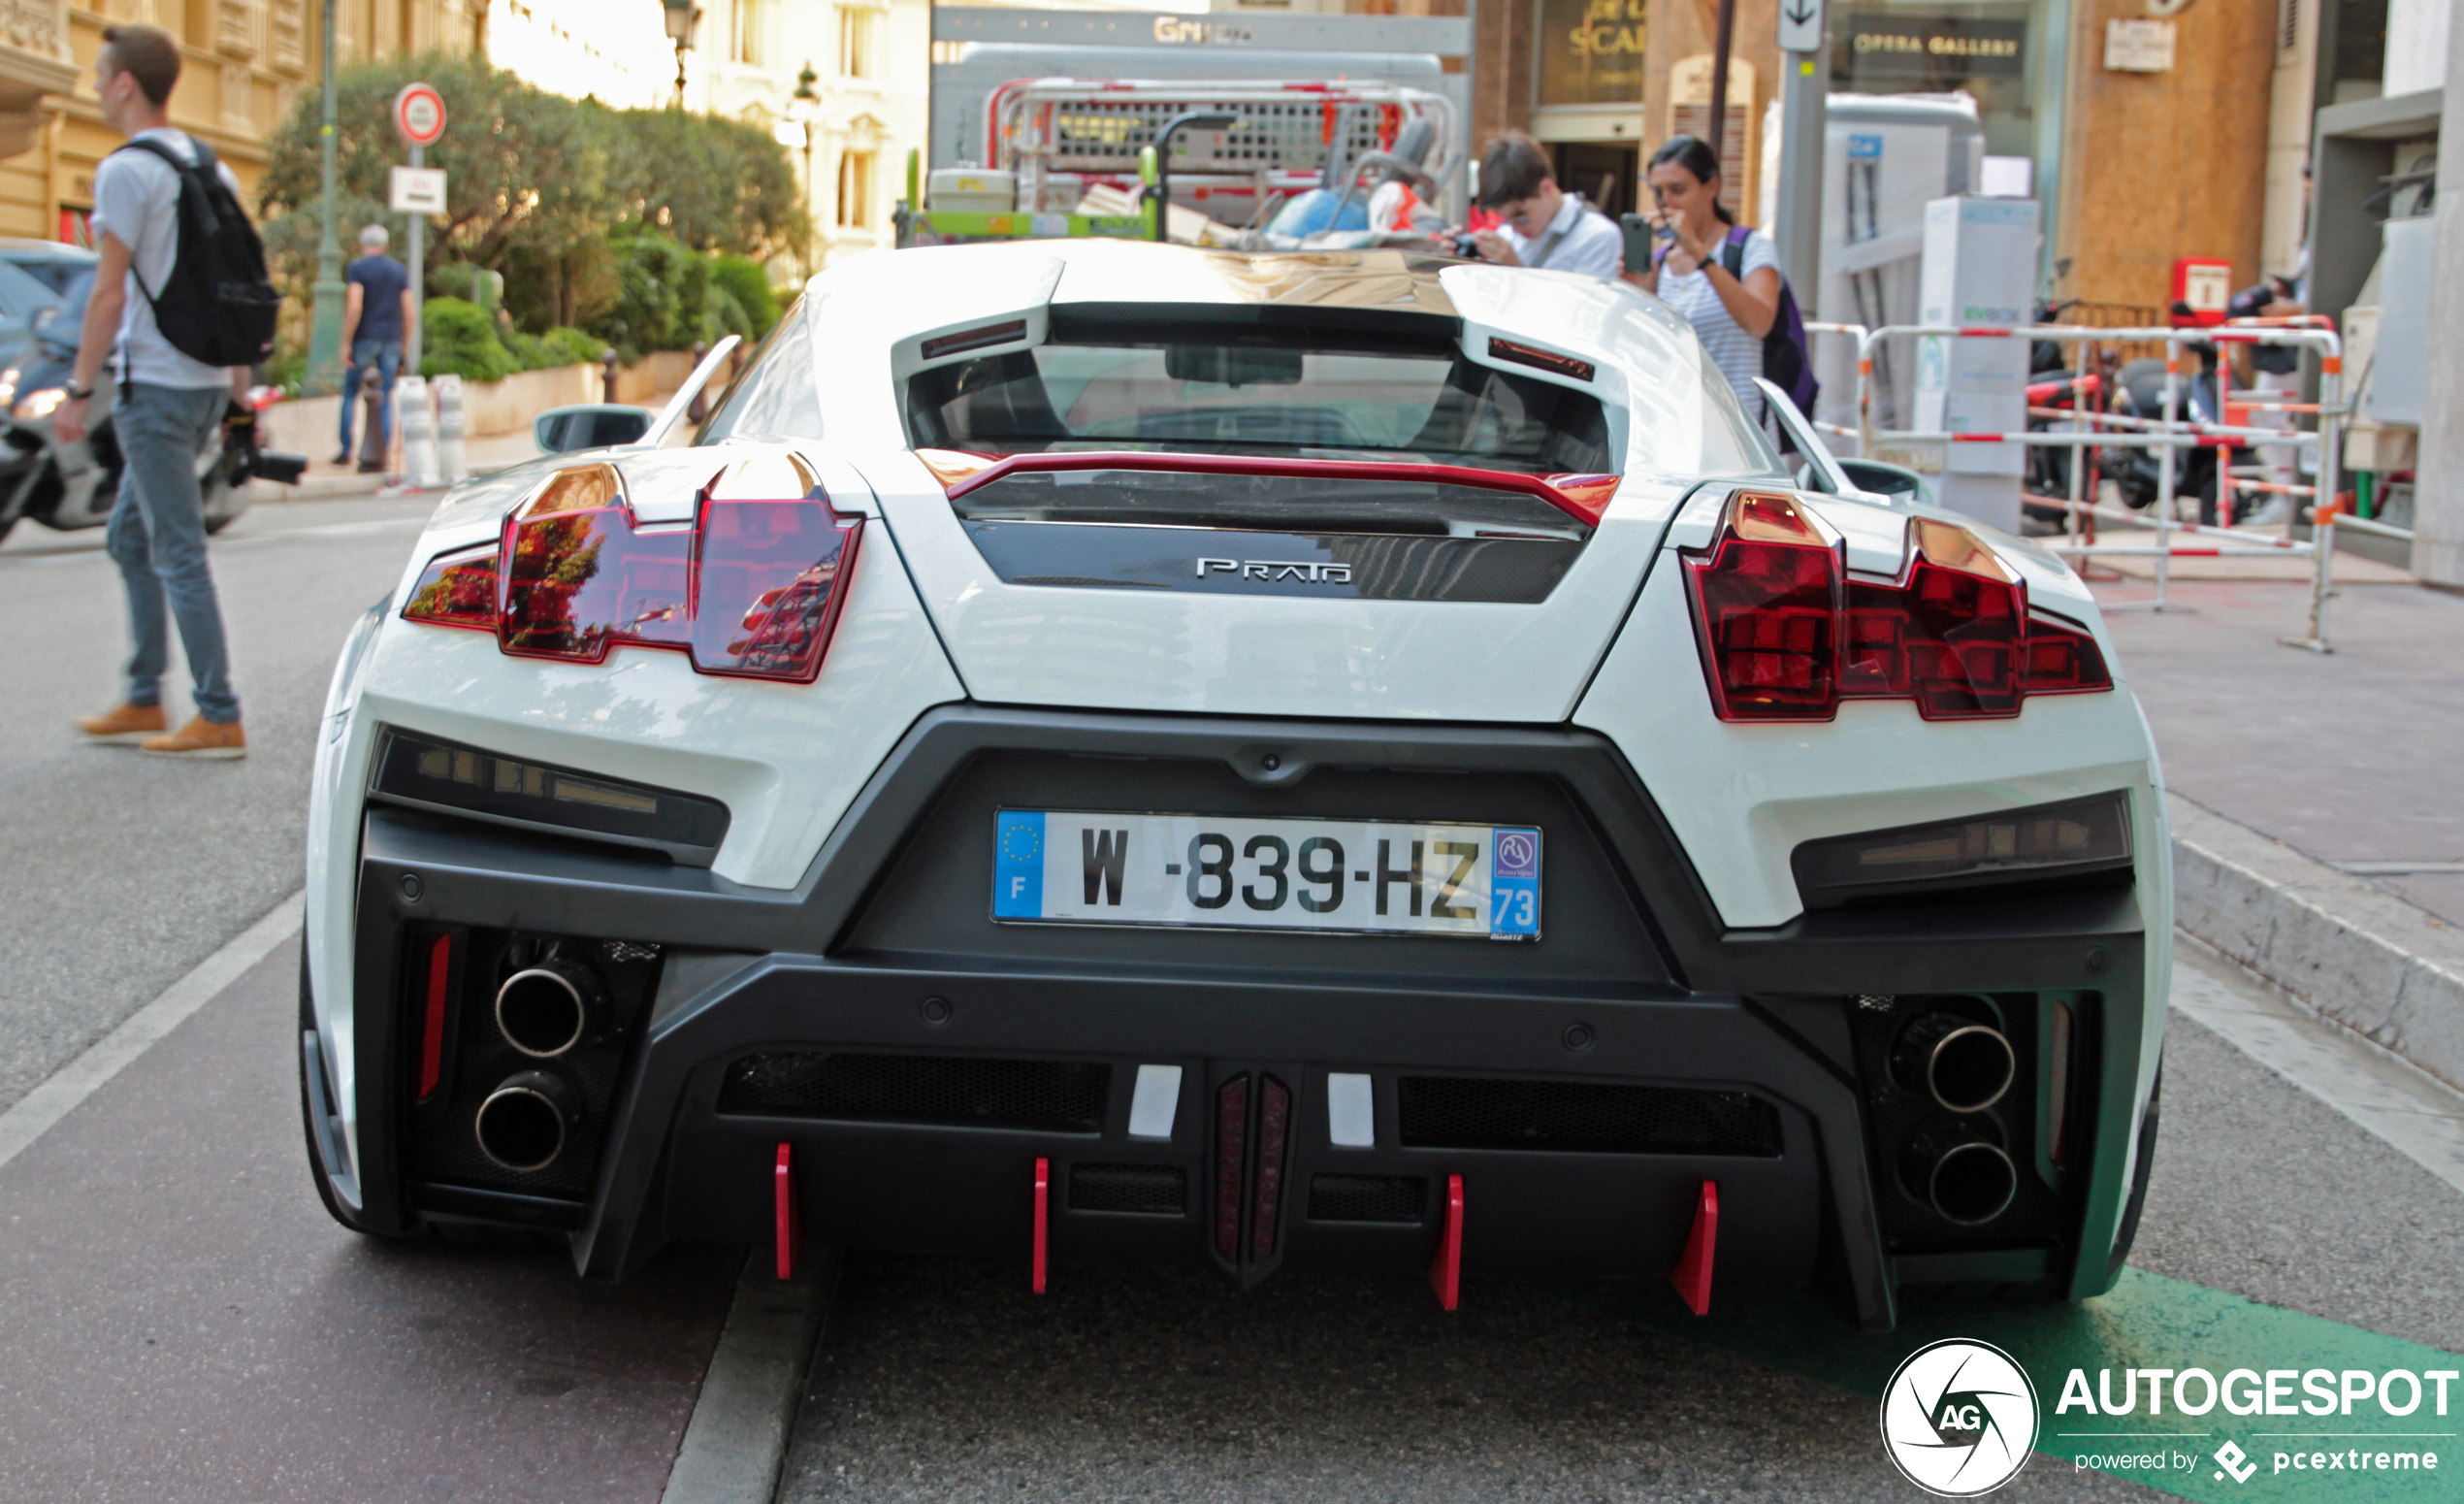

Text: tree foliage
xmin=260 ymin=53 xmax=804 ymax=354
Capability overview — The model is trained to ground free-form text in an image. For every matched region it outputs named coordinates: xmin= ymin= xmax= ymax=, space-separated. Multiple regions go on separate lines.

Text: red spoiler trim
xmin=917 ymin=448 xmax=1623 ymax=529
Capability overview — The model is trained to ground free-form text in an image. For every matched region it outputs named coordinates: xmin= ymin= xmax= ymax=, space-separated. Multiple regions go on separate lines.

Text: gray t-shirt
xmin=90 ymin=128 xmax=243 ymax=389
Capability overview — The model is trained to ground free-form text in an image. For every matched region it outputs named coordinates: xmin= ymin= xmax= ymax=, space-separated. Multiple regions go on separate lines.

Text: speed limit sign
xmin=394 ymin=82 xmax=445 ymax=146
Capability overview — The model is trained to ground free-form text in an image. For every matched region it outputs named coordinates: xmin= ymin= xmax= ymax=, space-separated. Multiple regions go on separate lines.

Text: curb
xmin=2169 ymin=791 xmax=2464 ymax=1096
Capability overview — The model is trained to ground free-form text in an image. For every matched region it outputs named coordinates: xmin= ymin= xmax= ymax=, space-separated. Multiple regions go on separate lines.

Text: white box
xmin=1914 ymin=195 xmax=2038 ymax=534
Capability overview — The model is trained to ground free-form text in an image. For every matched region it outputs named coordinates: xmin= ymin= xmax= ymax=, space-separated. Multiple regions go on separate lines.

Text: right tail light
xmin=1683 ymin=491 xmax=2111 ymax=722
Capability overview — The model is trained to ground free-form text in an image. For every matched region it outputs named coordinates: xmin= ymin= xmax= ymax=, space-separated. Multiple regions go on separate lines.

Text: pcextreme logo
xmin=1879 ymin=1338 xmax=2041 ymax=1496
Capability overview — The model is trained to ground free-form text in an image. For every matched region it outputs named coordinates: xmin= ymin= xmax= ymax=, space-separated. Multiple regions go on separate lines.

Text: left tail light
xmin=403 ymin=461 xmax=862 ymax=684
xmin=1683 ymin=491 xmax=2111 ymax=722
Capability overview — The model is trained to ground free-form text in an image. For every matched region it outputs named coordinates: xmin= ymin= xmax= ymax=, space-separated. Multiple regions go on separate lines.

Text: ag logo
xmin=1879 ymin=1338 xmax=2040 ymax=1496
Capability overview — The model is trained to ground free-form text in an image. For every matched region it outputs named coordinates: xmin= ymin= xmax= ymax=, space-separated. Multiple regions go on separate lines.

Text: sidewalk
xmin=262 ymin=387 xmax=683 ymax=502
xmin=2097 ymin=574 xmax=2464 ymax=1093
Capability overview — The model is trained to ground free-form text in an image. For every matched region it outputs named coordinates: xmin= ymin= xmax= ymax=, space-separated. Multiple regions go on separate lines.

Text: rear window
xmin=905 ymin=328 xmax=1614 ymax=476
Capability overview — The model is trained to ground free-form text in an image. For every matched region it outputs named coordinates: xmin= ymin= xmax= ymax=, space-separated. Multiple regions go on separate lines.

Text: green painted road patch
xmin=1605 ymin=1269 xmax=2461 ymax=1501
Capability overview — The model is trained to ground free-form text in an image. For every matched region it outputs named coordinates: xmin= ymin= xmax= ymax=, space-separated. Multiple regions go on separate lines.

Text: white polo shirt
xmin=1502 ymin=195 xmax=1623 ymax=281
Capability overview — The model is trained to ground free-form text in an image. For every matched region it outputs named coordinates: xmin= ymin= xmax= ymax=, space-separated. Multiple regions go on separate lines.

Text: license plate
xmin=991 ymin=810 xmax=1540 ymax=939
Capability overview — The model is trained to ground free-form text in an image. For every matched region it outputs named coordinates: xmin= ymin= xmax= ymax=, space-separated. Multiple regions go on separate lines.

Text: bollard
xmin=433 ymin=374 xmax=468 ymax=483
xmin=399 ymin=374 xmax=441 ymax=490
xmin=687 ymin=341 xmax=710 ymax=423
xmin=602 ymin=347 xmax=619 ymax=404
xmin=354 ymin=365 xmax=388 ymax=474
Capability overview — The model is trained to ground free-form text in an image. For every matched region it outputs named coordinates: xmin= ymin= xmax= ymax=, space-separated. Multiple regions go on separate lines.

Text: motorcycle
xmin=2019 ymin=298 xmax=2251 ymax=530
xmin=0 ymin=272 xmax=304 ymax=545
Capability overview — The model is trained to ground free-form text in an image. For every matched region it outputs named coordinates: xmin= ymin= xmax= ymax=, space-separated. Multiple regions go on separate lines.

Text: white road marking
xmin=0 ymin=890 xmax=305 ymax=1175
xmin=663 ymin=1247 xmax=840 ymax=1504
xmin=2173 ymin=932 xmax=2464 ymax=1197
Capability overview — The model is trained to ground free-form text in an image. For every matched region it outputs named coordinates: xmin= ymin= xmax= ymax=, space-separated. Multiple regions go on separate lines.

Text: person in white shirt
xmin=1463 ymin=133 xmax=1623 ymax=281
xmin=1627 ymin=134 xmax=1783 ymax=428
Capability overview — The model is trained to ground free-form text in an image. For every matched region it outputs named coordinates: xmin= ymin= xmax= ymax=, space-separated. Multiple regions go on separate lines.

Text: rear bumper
xmin=324 ymin=706 xmax=2156 ymax=1333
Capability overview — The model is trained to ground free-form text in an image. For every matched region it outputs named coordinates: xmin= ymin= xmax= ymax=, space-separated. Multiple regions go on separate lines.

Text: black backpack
xmin=110 ymin=136 xmax=280 ymax=368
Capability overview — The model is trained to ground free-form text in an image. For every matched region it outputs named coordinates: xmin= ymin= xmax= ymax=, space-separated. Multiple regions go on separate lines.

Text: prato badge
xmin=1880 ymin=1338 xmax=2041 ymax=1496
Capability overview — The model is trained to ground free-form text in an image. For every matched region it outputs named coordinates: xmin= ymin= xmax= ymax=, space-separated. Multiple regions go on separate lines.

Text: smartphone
xmin=1618 ymin=213 xmax=1667 ymax=272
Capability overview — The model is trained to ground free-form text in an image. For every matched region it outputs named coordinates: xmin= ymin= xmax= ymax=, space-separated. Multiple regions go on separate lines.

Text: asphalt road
xmin=1 ymin=499 xmax=2458 ymax=1502
xmin=0 ymin=486 xmax=430 ymax=1115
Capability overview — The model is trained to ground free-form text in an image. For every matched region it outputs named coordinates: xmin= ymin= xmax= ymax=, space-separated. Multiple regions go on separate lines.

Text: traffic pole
xmin=1773 ymin=25 xmax=1828 ymax=311
xmin=406 ymin=140 xmax=424 ymax=376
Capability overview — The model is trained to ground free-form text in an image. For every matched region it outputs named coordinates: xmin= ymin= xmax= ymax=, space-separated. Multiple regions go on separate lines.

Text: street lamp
xmin=663 ymin=0 xmax=701 ymax=109
xmin=789 ymin=63 xmax=819 ymax=278
xmin=304 ymin=0 xmax=343 ymax=394
xmin=1148 ymin=111 xmax=1238 ymax=244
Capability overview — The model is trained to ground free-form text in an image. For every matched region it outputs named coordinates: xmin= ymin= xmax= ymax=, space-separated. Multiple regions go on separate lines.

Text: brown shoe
xmin=140 ymin=715 xmax=247 ymax=760
xmin=77 ymin=703 xmax=168 ymax=743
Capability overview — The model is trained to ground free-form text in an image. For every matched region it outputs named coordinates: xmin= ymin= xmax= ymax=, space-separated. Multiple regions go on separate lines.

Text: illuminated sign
xmin=1539 ymin=0 xmax=1647 ymax=106
xmin=1841 ymin=12 xmax=2026 ymax=80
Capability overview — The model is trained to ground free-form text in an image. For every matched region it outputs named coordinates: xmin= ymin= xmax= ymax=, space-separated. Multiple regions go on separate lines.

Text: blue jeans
xmin=340 ymin=338 xmax=403 ymax=460
xmin=106 ymin=382 xmax=240 ymax=724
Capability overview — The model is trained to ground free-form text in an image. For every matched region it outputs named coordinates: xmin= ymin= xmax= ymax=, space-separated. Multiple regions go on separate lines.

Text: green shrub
xmin=538 ymin=326 xmax=606 ymax=368
xmin=709 ymin=255 xmax=779 ymax=336
xmin=420 ymin=296 xmax=515 ymax=383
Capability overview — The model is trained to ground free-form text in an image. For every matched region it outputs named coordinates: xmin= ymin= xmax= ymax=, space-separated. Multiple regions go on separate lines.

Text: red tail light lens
xmin=1685 ymin=495 xmax=2112 ymax=722
xmin=403 ymin=462 xmax=863 ymax=684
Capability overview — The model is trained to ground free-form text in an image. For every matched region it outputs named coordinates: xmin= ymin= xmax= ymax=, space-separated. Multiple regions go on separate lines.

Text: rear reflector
xmin=1250 ymin=1075 xmax=1290 ymax=1257
xmin=404 ymin=464 xmax=863 ymax=684
xmin=417 ymin=932 xmax=452 ymax=1102
xmin=1215 ymin=1076 xmax=1248 ymax=1259
xmin=1685 ymin=492 xmax=2113 ymax=721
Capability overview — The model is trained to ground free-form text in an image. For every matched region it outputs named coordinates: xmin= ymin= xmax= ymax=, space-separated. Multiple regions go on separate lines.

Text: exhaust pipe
xmin=1893 ymin=1012 xmax=2016 ymax=1114
xmin=495 ymin=958 xmax=605 ymax=1059
xmin=1899 ymin=1120 xmax=2018 ymax=1226
xmin=473 ymin=1070 xmax=581 ymax=1173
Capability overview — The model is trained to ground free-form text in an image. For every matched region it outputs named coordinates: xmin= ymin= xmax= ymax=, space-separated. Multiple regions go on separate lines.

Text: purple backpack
xmin=1717 ymin=224 xmax=1819 ymax=414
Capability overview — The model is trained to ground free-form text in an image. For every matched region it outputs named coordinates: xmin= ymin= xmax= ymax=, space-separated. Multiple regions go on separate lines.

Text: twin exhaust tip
xmin=1894 ymin=1012 xmax=2017 ymax=1115
xmin=1894 ymin=1012 xmax=2021 ymax=1225
xmin=473 ymin=1070 xmax=581 ymax=1173
xmin=496 ymin=960 xmax=604 ymax=1059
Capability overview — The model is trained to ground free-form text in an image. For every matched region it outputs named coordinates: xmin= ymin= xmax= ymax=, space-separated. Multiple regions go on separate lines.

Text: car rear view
xmin=304 ymin=243 xmax=2166 ymax=1334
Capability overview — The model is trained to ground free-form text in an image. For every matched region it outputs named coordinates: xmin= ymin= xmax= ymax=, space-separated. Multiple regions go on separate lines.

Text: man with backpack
xmin=61 ymin=23 xmax=279 ymax=760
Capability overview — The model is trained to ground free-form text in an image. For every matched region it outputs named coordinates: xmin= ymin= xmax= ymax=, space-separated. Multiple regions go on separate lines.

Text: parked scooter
xmin=0 ymin=271 xmax=304 ymax=544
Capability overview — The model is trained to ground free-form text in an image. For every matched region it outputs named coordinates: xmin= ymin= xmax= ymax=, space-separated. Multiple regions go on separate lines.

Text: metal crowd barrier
xmin=1799 ymin=316 xmax=2351 ymax=654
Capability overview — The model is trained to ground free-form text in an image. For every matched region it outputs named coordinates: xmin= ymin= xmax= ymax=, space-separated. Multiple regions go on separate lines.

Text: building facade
xmin=1 ymin=0 xmax=481 ymax=247
xmin=675 ymin=0 xmax=929 ymax=272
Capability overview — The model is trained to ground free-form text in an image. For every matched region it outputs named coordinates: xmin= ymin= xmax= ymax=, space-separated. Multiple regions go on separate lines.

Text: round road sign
xmin=394 ymin=82 xmax=445 ymax=146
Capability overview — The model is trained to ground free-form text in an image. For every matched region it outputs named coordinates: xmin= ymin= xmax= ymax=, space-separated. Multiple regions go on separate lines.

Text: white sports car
xmin=301 ymin=243 xmax=2167 ymax=1331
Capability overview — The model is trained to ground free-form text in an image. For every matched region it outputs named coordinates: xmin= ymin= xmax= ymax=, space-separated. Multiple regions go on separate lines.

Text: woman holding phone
xmin=1627 ymin=135 xmax=1783 ymax=428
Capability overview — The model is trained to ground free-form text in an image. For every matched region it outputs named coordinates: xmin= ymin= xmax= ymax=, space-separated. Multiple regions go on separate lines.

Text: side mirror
xmin=1834 ymin=458 xmax=1932 ymax=507
xmin=535 ymin=404 xmax=652 ymax=454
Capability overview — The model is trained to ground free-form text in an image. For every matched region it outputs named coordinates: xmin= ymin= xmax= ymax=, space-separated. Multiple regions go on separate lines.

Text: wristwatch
xmin=64 ymin=382 xmax=93 ymax=401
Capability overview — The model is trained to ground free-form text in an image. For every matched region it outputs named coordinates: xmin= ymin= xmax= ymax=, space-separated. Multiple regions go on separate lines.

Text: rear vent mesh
xmin=1069 ymin=1162 xmax=1187 ymax=1215
xmin=1308 ymin=1173 xmax=1428 ymax=1224
xmin=1398 ymin=1077 xmax=1782 ymax=1157
xmin=717 ymin=1052 xmax=1109 ymax=1132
